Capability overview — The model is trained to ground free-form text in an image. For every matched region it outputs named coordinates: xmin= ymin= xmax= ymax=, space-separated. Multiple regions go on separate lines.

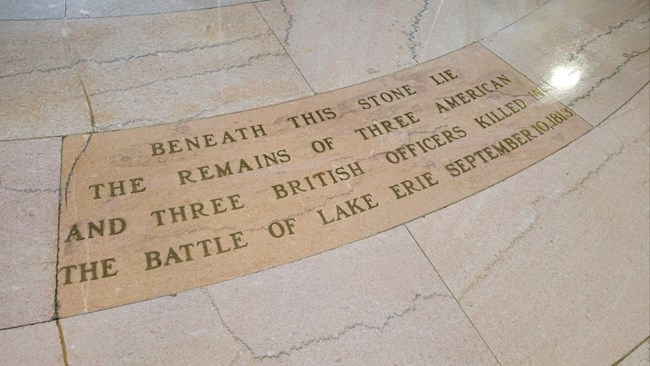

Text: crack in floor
xmin=204 ymin=288 xmax=448 ymax=363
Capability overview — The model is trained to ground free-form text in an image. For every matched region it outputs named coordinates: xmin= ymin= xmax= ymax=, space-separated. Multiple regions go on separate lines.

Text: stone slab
xmin=65 ymin=5 xmax=312 ymax=132
xmin=0 ymin=321 xmax=64 ymax=364
xmin=60 ymin=289 xmax=242 ymax=365
xmin=56 ymin=43 xmax=592 ymax=317
xmin=256 ymin=0 xmax=546 ymax=93
xmin=407 ymin=85 xmax=650 ymax=365
xmin=206 ymin=226 xmax=498 ymax=365
xmin=0 ymin=19 xmax=92 ymax=140
xmin=0 ymin=138 xmax=61 ymax=328
xmin=482 ymin=0 xmax=649 ymax=125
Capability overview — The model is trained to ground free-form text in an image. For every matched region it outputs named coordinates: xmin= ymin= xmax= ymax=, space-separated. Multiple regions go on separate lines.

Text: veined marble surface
xmin=0 ymin=0 xmax=648 ymax=365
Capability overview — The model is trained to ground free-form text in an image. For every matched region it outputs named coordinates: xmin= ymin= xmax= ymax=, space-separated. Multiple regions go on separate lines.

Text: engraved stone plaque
xmin=57 ymin=43 xmax=592 ymax=316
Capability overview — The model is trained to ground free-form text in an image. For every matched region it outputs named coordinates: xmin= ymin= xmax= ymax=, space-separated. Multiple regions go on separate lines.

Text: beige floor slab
xmin=0 ymin=321 xmax=64 ymax=364
xmin=206 ymin=226 xmax=498 ymax=365
xmin=482 ymin=0 xmax=649 ymax=126
xmin=66 ymin=0 xmax=260 ymax=18
xmin=618 ymin=339 xmax=650 ymax=366
xmin=60 ymin=289 xmax=243 ymax=365
xmin=0 ymin=20 xmax=92 ymax=140
xmin=256 ymin=0 xmax=546 ymax=93
xmin=0 ymin=138 xmax=61 ymax=329
xmin=0 ymin=0 xmax=64 ymax=20
xmin=65 ymin=5 xmax=312 ymax=132
xmin=56 ymin=43 xmax=591 ymax=316
xmin=407 ymin=85 xmax=650 ymax=365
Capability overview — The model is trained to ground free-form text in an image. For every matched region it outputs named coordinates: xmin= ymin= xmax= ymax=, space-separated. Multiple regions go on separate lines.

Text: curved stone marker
xmin=57 ymin=43 xmax=591 ymax=317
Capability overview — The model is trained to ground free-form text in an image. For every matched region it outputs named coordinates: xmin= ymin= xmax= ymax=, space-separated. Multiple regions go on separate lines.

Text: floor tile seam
xmin=477 ymin=0 xmax=556 ymax=43
xmin=54 ymin=19 xmax=98 ymax=320
xmin=53 ymin=135 xmax=64 ymax=321
xmin=594 ymin=80 xmax=650 ymax=128
xmin=0 ymin=318 xmax=55 ymax=332
xmin=253 ymin=2 xmax=316 ymax=95
xmin=611 ymin=335 xmax=650 ymax=366
xmin=403 ymin=224 xmax=503 ymax=366
xmin=0 ymin=1 xmax=272 ymax=22
xmin=56 ymin=319 xmax=69 ymax=366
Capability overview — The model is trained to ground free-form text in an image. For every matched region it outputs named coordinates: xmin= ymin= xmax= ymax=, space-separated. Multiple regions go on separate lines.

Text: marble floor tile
xmin=618 ymin=339 xmax=650 ymax=366
xmin=0 ymin=20 xmax=92 ymax=140
xmin=0 ymin=138 xmax=61 ymax=329
xmin=407 ymin=86 xmax=650 ymax=365
xmin=66 ymin=0 xmax=261 ymax=18
xmin=256 ymin=0 xmax=545 ymax=93
xmin=206 ymin=227 xmax=498 ymax=365
xmin=60 ymin=290 xmax=243 ymax=365
xmin=0 ymin=0 xmax=64 ymax=20
xmin=65 ymin=5 xmax=312 ymax=132
xmin=482 ymin=0 xmax=649 ymax=126
xmin=0 ymin=322 xmax=64 ymax=364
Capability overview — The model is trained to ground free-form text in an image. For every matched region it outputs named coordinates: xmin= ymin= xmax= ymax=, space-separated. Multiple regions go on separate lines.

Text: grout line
xmin=56 ymin=319 xmax=70 ymax=366
xmin=404 ymin=225 xmax=503 ymax=366
xmin=63 ymin=19 xmax=96 ymax=129
xmin=0 ymin=319 xmax=54 ymax=332
xmin=611 ymin=336 xmax=650 ymax=366
xmin=253 ymin=2 xmax=317 ymax=95
xmin=53 ymin=136 xmax=64 ymax=319
xmin=595 ymin=80 xmax=649 ymax=127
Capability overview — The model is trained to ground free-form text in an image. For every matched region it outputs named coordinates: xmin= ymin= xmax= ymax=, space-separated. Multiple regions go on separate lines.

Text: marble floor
xmin=0 ymin=0 xmax=649 ymax=365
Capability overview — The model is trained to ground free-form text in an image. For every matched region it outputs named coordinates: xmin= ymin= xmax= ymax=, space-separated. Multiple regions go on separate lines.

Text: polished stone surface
xmin=483 ymin=0 xmax=649 ymax=125
xmin=0 ymin=20 xmax=91 ymax=140
xmin=205 ymin=227 xmax=498 ymax=365
xmin=0 ymin=138 xmax=60 ymax=328
xmin=0 ymin=321 xmax=63 ymax=364
xmin=55 ymin=42 xmax=590 ymax=317
xmin=408 ymin=84 xmax=649 ymax=365
xmin=0 ymin=0 xmax=65 ymax=20
xmin=0 ymin=0 xmax=648 ymax=365
xmin=256 ymin=0 xmax=548 ymax=93
xmin=66 ymin=5 xmax=312 ymax=132
xmin=60 ymin=290 xmax=243 ymax=365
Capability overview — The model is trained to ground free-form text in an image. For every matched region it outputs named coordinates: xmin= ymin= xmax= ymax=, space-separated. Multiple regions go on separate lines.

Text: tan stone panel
xmin=0 ymin=322 xmax=64 ymax=364
xmin=66 ymin=0 xmax=261 ymax=18
xmin=207 ymin=227 xmax=498 ymax=365
xmin=0 ymin=138 xmax=60 ymax=328
xmin=482 ymin=0 xmax=649 ymax=125
xmin=407 ymin=86 xmax=650 ymax=365
xmin=56 ymin=43 xmax=591 ymax=317
xmin=60 ymin=290 xmax=243 ymax=365
xmin=256 ymin=0 xmax=546 ymax=92
xmin=66 ymin=6 xmax=313 ymax=132
xmin=0 ymin=20 xmax=91 ymax=140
